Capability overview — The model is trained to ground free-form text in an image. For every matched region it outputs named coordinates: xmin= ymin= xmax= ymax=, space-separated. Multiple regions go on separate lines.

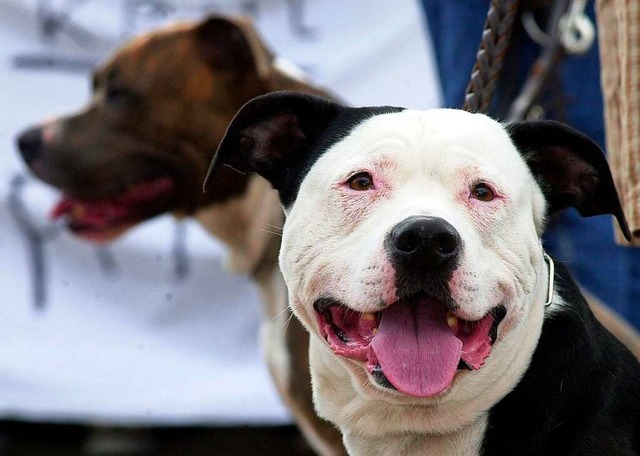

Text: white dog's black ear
xmin=204 ymin=91 xmax=343 ymax=192
xmin=509 ymin=120 xmax=631 ymax=241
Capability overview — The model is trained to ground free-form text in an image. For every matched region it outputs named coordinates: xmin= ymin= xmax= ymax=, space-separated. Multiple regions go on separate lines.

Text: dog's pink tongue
xmin=371 ymin=300 xmax=462 ymax=397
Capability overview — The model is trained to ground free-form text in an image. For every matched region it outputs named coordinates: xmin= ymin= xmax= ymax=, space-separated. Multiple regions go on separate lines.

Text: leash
xmin=462 ymin=0 xmax=520 ymax=113
xmin=463 ymin=0 xmax=595 ymax=120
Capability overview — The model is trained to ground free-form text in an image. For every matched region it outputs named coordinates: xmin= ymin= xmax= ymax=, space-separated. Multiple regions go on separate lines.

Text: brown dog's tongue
xmin=371 ymin=299 xmax=462 ymax=397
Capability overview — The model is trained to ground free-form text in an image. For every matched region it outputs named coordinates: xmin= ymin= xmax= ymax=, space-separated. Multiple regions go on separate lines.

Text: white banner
xmin=0 ymin=0 xmax=439 ymax=425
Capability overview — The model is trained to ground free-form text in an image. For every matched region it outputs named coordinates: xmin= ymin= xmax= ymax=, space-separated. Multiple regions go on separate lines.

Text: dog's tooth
xmin=71 ymin=205 xmax=85 ymax=218
xmin=372 ymin=328 xmax=379 ymax=335
xmin=361 ymin=312 xmax=376 ymax=321
xmin=447 ymin=312 xmax=459 ymax=330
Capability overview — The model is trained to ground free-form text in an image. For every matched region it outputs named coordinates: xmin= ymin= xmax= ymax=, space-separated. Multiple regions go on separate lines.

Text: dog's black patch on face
xmin=278 ymin=105 xmax=404 ymax=207
xmin=206 ymin=92 xmax=403 ymax=208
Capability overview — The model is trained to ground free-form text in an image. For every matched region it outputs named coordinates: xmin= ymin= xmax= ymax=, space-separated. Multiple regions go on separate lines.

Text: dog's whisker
xmin=270 ymin=305 xmax=292 ymax=323
xmin=260 ymin=228 xmax=284 ymax=238
xmin=282 ymin=309 xmax=297 ymax=335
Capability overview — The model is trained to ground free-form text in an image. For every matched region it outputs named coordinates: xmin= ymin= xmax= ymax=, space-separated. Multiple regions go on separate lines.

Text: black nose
xmin=387 ymin=216 xmax=462 ymax=270
xmin=17 ymin=127 xmax=44 ymax=165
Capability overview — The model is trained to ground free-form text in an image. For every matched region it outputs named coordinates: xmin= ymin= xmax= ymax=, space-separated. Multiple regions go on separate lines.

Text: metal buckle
xmin=543 ymin=253 xmax=555 ymax=306
xmin=560 ymin=0 xmax=595 ymax=55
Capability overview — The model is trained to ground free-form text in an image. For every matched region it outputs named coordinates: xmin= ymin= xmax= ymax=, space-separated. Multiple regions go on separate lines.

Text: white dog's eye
xmin=471 ymin=183 xmax=494 ymax=202
xmin=347 ymin=172 xmax=374 ymax=191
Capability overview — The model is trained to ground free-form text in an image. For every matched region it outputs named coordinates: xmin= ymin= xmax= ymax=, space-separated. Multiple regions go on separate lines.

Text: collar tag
xmin=543 ymin=253 xmax=555 ymax=306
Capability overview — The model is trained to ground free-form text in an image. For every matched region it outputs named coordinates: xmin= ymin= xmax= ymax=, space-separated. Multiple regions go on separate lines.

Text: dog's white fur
xmin=278 ymin=109 xmax=553 ymax=454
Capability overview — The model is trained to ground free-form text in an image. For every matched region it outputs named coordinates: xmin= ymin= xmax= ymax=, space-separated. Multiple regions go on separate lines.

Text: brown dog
xmin=16 ymin=16 xmax=345 ymax=456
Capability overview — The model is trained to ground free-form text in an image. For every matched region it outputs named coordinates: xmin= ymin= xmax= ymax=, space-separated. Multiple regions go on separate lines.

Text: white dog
xmin=206 ymin=92 xmax=639 ymax=455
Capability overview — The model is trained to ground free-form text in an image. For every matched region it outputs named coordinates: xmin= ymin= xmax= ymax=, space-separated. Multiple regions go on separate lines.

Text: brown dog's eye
xmin=348 ymin=172 xmax=374 ymax=191
xmin=106 ymin=86 xmax=129 ymax=103
xmin=471 ymin=183 xmax=494 ymax=201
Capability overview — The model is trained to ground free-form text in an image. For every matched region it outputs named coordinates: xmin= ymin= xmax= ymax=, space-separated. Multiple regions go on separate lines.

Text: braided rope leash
xmin=462 ymin=0 xmax=520 ymax=113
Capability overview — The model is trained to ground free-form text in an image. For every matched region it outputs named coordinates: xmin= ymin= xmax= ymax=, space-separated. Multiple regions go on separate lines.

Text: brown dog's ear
xmin=204 ymin=91 xmax=342 ymax=194
xmin=194 ymin=16 xmax=271 ymax=79
xmin=196 ymin=15 xmax=340 ymax=102
xmin=508 ymin=120 xmax=631 ymax=240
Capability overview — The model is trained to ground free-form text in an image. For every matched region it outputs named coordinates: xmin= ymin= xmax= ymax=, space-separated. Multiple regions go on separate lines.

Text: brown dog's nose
xmin=17 ymin=127 xmax=44 ymax=165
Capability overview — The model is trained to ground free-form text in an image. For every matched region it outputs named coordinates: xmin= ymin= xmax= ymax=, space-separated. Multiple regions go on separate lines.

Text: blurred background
xmin=0 ymin=0 xmax=439 ymax=454
xmin=3 ymin=0 xmax=639 ymax=454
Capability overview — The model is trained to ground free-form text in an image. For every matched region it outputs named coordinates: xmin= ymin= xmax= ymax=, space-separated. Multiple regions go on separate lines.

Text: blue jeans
xmin=420 ymin=0 xmax=640 ymax=328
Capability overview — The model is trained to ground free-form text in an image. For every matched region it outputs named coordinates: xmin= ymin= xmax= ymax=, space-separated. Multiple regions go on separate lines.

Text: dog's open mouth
xmin=50 ymin=176 xmax=176 ymax=242
xmin=314 ymin=297 xmax=505 ymax=398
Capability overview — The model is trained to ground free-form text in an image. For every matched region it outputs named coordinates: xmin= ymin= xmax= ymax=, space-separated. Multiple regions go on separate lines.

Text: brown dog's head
xmin=16 ymin=15 xmax=330 ymax=243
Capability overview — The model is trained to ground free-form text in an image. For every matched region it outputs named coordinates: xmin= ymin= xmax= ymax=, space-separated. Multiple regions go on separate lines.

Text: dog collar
xmin=543 ymin=253 xmax=555 ymax=306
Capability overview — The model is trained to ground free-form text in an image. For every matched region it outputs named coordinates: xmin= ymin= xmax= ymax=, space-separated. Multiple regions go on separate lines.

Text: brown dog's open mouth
xmin=314 ymin=297 xmax=505 ymax=398
xmin=50 ymin=176 xmax=176 ymax=242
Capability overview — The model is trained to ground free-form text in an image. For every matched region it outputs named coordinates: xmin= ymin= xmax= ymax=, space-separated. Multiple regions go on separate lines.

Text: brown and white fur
xmin=16 ymin=18 xmax=345 ymax=456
